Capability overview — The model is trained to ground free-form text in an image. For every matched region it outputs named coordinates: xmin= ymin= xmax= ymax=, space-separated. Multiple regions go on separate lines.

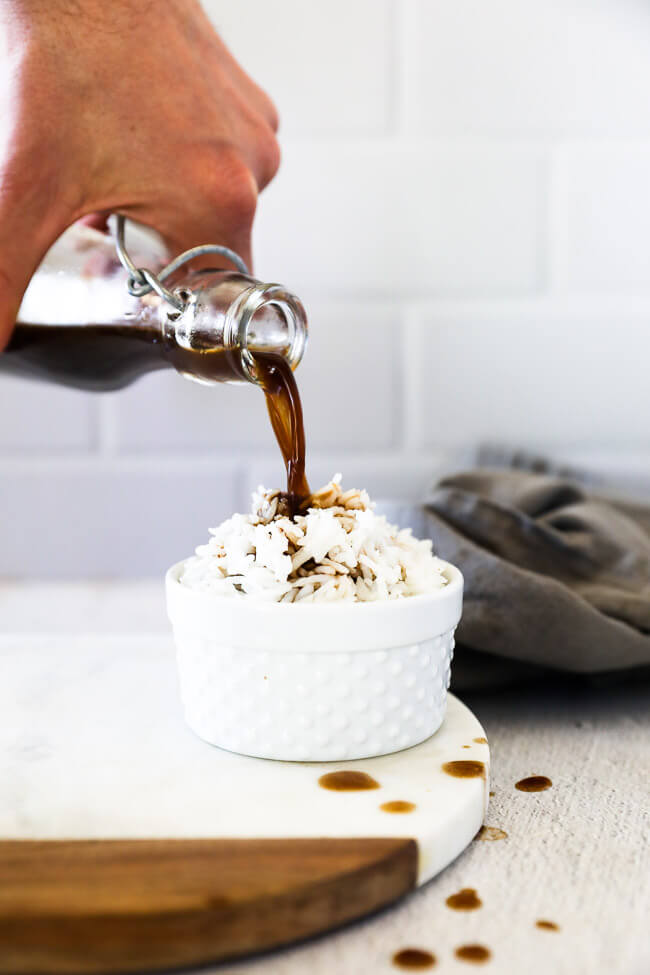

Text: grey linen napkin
xmin=422 ymin=469 xmax=650 ymax=688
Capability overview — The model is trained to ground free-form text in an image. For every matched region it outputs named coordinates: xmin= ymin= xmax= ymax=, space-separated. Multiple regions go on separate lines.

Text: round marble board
xmin=0 ymin=634 xmax=489 ymax=973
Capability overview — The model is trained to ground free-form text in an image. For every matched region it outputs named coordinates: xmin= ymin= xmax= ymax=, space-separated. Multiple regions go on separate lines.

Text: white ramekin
xmin=166 ymin=560 xmax=463 ymax=762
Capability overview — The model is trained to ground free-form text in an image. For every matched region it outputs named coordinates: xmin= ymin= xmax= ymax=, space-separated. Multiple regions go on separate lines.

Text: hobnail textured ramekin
xmin=165 ymin=560 xmax=463 ymax=762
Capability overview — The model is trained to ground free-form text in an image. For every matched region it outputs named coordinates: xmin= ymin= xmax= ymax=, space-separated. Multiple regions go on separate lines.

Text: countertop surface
xmin=1 ymin=580 xmax=649 ymax=975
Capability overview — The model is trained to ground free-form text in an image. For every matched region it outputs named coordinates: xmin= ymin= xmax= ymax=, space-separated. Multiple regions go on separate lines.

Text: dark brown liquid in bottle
xmin=4 ymin=326 xmax=310 ymax=512
xmin=4 ymin=323 xmax=170 ymax=392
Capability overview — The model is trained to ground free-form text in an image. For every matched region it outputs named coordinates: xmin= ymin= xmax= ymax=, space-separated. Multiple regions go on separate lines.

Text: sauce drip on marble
xmin=442 ymin=760 xmax=485 ymax=779
xmin=380 ymin=800 xmax=416 ymax=814
xmin=318 ymin=771 xmax=380 ymax=791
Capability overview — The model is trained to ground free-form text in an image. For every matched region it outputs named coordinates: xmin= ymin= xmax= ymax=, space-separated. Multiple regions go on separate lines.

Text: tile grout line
xmin=401 ymin=304 xmax=422 ymax=451
xmin=275 ymin=135 xmax=650 ymax=152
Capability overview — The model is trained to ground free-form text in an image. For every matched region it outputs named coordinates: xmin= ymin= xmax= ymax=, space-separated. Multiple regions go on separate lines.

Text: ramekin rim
xmin=165 ymin=557 xmax=463 ymax=611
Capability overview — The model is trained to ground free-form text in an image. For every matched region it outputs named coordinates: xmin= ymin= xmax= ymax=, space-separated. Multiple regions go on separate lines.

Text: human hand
xmin=0 ymin=0 xmax=280 ymax=348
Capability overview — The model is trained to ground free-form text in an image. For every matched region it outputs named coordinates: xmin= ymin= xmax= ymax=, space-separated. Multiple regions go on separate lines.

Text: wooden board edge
xmin=0 ymin=837 xmax=418 ymax=974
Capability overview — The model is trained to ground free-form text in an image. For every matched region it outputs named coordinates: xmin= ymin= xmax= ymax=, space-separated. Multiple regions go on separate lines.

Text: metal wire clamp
xmin=111 ymin=214 xmax=250 ymax=314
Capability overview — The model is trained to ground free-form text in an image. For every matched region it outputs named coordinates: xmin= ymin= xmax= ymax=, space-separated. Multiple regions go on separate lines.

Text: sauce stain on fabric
xmin=515 ymin=775 xmax=552 ymax=792
xmin=392 ymin=948 xmax=436 ymax=969
xmin=446 ymin=888 xmax=482 ymax=911
xmin=455 ymin=944 xmax=491 ymax=964
xmin=318 ymin=771 xmax=380 ymax=791
xmin=536 ymin=920 xmax=559 ymax=931
xmin=442 ymin=760 xmax=485 ymax=779
xmin=474 ymin=826 xmax=508 ymax=842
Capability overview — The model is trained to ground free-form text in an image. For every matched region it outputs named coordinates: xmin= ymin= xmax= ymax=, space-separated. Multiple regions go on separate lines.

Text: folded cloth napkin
xmin=423 ymin=468 xmax=650 ymax=687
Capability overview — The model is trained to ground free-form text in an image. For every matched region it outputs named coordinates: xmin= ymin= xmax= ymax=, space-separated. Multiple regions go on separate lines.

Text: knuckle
xmin=202 ymin=144 xmax=259 ymax=221
xmin=257 ymin=127 xmax=281 ymax=187
xmin=263 ymin=93 xmax=280 ymax=134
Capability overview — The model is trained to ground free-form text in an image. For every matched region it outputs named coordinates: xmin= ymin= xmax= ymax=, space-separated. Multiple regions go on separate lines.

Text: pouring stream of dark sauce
xmin=251 ymin=352 xmax=310 ymax=515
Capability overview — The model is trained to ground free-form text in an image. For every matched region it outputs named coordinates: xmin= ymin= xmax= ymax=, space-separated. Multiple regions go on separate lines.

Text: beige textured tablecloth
xmin=219 ymin=679 xmax=650 ymax=975
xmin=2 ymin=582 xmax=649 ymax=974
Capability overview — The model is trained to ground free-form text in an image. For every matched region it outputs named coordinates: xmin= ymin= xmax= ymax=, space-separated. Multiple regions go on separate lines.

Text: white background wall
xmin=1 ymin=0 xmax=650 ymax=577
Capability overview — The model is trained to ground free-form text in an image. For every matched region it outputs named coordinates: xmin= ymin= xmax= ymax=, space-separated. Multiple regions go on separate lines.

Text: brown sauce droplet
xmin=473 ymin=737 xmax=488 ymax=744
xmin=392 ymin=948 xmax=436 ymax=969
xmin=318 ymin=771 xmax=380 ymax=791
xmin=455 ymin=944 xmax=491 ymax=964
xmin=442 ymin=760 xmax=485 ymax=779
xmin=489 ymin=791 xmax=495 ymax=797
xmin=474 ymin=825 xmax=508 ymax=842
xmin=515 ymin=775 xmax=552 ymax=792
xmin=462 ymin=744 xmax=471 ymax=749
xmin=536 ymin=919 xmax=559 ymax=931
xmin=446 ymin=888 xmax=482 ymax=911
xmin=381 ymin=800 xmax=416 ymax=813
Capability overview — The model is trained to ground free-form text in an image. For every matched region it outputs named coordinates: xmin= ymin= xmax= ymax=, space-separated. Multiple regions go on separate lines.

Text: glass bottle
xmin=1 ymin=223 xmax=307 ymax=392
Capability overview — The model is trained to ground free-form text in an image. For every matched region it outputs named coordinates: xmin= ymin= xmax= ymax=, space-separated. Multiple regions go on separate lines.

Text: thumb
xmin=0 ymin=179 xmax=72 ymax=351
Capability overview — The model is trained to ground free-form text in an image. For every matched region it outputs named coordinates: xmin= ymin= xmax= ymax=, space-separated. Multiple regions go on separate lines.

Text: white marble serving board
xmin=0 ymin=634 xmax=489 ymax=885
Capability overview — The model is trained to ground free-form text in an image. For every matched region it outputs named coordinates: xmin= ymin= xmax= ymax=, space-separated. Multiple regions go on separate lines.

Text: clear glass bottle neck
xmin=162 ymin=270 xmax=308 ymax=386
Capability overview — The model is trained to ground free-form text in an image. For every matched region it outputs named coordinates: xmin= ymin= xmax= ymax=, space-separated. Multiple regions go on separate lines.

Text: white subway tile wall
xmin=209 ymin=0 xmax=396 ymax=137
xmin=411 ymin=312 xmax=650 ymax=449
xmin=563 ymin=147 xmax=650 ymax=292
xmin=0 ymin=375 xmax=97 ymax=451
xmin=409 ymin=0 xmax=650 ymax=137
xmin=0 ymin=462 xmax=239 ymax=577
xmin=1 ymin=0 xmax=649 ymax=577
xmin=253 ymin=144 xmax=547 ymax=297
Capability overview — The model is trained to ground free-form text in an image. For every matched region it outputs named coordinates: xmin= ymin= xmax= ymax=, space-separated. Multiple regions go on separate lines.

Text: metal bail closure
xmin=111 ymin=214 xmax=250 ymax=316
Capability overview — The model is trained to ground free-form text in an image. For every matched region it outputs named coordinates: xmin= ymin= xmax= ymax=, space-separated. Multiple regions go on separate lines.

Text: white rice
xmin=180 ymin=475 xmax=448 ymax=603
